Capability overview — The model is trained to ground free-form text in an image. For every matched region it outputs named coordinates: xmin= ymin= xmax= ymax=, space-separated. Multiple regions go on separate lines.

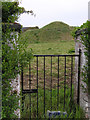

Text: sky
xmin=18 ymin=0 xmax=89 ymax=28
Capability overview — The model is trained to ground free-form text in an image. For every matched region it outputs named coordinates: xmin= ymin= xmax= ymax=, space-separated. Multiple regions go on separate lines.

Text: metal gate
xmin=21 ymin=49 xmax=81 ymax=119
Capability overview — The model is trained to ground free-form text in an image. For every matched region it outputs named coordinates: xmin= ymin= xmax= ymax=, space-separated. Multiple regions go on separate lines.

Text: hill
xmin=20 ymin=21 xmax=75 ymax=44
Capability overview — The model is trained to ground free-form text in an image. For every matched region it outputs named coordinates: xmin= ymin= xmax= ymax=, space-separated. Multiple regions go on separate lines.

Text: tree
xmin=2 ymin=1 xmax=34 ymax=23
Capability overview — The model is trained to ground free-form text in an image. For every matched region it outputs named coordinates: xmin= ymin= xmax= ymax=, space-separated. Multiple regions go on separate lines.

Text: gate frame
xmin=21 ymin=49 xmax=81 ymax=118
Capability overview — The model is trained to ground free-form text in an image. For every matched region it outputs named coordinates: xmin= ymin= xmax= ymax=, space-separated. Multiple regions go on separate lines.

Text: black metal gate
xmin=21 ymin=49 xmax=81 ymax=119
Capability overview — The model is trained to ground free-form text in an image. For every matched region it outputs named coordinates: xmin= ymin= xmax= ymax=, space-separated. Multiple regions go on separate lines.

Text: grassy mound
xmin=20 ymin=21 xmax=74 ymax=44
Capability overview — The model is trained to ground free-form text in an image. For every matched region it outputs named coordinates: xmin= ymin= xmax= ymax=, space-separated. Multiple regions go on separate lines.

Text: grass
xmin=27 ymin=40 xmax=75 ymax=55
xmin=22 ymin=55 xmax=75 ymax=89
xmin=20 ymin=21 xmax=86 ymax=119
xmin=20 ymin=38 xmax=87 ymax=119
xmin=20 ymin=21 xmax=74 ymax=44
xmin=21 ymin=46 xmax=85 ymax=118
xmin=21 ymin=86 xmax=85 ymax=119
xmin=22 ymin=39 xmax=75 ymax=90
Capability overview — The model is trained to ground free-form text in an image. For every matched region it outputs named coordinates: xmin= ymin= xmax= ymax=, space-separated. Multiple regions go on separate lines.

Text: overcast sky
xmin=18 ymin=0 xmax=89 ymax=28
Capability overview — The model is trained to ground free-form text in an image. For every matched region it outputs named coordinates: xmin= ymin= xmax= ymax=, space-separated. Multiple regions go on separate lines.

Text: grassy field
xmin=22 ymin=39 xmax=75 ymax=89
xmin=21 ymin=40 xmax=86 ymax=118
xmin=20 ymin=22 xmax=86 ymax=119
xmin=20 ymin=21 xmax=75 ymax=55
xmin=27 ymin=40 xmax=75 ymax=55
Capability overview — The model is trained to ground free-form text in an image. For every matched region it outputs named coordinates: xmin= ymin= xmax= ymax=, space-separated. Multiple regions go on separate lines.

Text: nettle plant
xmin=72 ymin=21 xmax=90 ymax=93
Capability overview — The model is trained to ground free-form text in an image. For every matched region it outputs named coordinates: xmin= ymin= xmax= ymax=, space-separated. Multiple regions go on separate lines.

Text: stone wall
xmin=2 ymin=23 xmax=21 ymax=118
xmin=10 ymin=74 xmax=20 ymax=118
xmin=75 ymin=31 xmax=89 ymax=118
xmin=10 ymin=31 xmax=21 ymax=118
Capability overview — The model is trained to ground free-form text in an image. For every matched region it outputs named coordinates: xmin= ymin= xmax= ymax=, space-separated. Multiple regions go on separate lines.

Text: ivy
xmin=72 ymin=21 xmax=90 ymax=93
xmin=2 ymin=1 xmax=33 ymax=118
xmin=2 ymin=24 xmax=33 ymax=118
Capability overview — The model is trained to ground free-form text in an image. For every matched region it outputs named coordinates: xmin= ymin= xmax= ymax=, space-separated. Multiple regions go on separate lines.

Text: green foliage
xmin=68 ymin=48 xmax=75 ymax=54
xmin=72 ymin=20 xmax=90 ymax=92
xmin=2 ymin=1 xmax=33 ymax=119
xmin=2 ymin=26 xmax=33 ymax=118
xmin=2 ymin=1 xmax=34 ymax=23
xmin=2 ymin=2 xmax=24 ymax=22
xmin=2 ymin=28 xmax=18 ymax=118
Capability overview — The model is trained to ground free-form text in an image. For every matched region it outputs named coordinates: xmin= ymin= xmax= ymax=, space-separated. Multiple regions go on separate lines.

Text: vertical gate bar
xmin=29 ymin=61 xmax=31 ymax=120
xmin=44 ymin=56 xmax=45 ymax=118
xmin=50 ymin=56 xmax=52 ymax=111
xmin=57 ymin=56 xmax=59 ymax=110
xmin=70 ymin=56 xmax=73 ymax=111
xmin=64 ymin=56 xmax=66 ymax=109
xmin=77 ymin=49 xmax=81 ymax=106
xmin=21 ymin=65 xmax=24 ymax=112
xmin=37 ymin=56 xmax=38 ymax=119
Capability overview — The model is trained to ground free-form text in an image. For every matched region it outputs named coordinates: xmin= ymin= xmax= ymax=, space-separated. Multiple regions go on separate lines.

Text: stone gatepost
xmin=75 ymin=29 xmax=90 ymax=118
xmin=2 ymin=23 xmax=22 ymax=118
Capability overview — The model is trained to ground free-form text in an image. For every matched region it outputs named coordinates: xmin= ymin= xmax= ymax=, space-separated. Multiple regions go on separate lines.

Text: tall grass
xmin=21 ymin=86 xmax=85 ymax=119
